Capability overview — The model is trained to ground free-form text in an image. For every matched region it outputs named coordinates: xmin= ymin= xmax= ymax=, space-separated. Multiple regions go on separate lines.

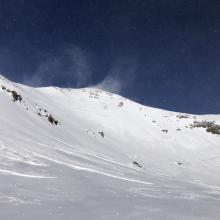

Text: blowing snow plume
xmin=23 ymin=46 xmax=92 ymax=88
xmin=23 ymin=48 xmax=138 ymax=96
xmin=96 ymin=57 xmax=138 ymax=94
xmin=0 ymin=75 xmax=220 ymax=220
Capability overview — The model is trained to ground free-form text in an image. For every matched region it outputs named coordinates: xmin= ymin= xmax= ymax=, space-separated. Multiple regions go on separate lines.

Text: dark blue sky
xmin=0 ymin=0 xmax=220 ymax=114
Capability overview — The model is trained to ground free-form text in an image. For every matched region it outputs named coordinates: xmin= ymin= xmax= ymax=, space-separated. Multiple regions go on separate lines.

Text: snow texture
xmin=0 ymin=75 xmax=220 ymax=219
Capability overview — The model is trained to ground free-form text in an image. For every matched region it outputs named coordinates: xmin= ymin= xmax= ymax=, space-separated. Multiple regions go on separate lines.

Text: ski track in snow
xmin=39 ymin=134 xmax=140 ymax=171
xmin=1 ymin=75 xmax=220 ymax=220
xmin=0 ymin=169 xmax=55 ymax=179
xmin=34 ymin=153 xmax=153 ymax=185
xmin=55 ymin=147 xmax=138 ymax=171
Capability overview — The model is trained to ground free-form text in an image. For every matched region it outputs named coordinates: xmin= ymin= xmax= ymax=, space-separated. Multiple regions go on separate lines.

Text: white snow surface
xmin=0 ymin=74 xmax=220 ymax=219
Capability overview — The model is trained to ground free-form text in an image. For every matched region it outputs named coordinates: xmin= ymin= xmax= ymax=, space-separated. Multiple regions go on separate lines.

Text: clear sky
xmin=0 ymin=0 xmax=220 ymax=114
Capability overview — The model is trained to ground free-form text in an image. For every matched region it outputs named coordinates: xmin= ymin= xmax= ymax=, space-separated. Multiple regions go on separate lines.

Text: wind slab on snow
xmin=0 ymin=74 xmax=220 ymax=220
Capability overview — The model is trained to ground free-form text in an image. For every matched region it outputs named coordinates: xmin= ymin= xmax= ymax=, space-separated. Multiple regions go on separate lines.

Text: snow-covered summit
xmin=0 ymin=75 xmax=220 ymax=220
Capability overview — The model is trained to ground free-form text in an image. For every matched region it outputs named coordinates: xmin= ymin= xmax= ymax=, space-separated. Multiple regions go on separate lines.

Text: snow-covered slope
xmin=0 ymin=74 xmax=220 ymax=220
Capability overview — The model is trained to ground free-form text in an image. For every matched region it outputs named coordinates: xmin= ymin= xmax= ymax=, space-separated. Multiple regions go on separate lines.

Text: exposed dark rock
xmin=191 ymin=121 xmax=220 ymax=135
xmin=2 ymin=85 xmax=60 ymax=126
xmin=207 ymin=125 xmax=220 ymax=135
xmin=191 ymin=121 xmax=214 ymax=129
xmin=11 ymin=91 xmax=22 ymax=102
xmin=133 ymin=161 xmax=142 ymax=168
xmin=47 ymin=114 xmax=58 ymax=125
xmin=162 ymin=129 xmax=168 ymax=133
xmin=1 ymin=86 xmax=22 ymax=102
xmin=99 ymin=131 xmax=104 ymax=138
xmin=176 ymin=161 xmax=184 ymax=166
xmin=118 ymin=102 xmax=124 ymax=107
xmin=177 ymin=114 xmax=190 ymax=119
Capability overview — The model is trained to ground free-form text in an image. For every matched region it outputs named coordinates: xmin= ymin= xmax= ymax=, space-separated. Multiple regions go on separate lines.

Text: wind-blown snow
xmin=0 ymin=74 xmax=220 ymax=219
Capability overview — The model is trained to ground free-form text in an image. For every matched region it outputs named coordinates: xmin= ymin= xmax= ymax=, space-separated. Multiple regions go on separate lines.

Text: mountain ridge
xmin=0 ymin=74 xmax=220 ymax=220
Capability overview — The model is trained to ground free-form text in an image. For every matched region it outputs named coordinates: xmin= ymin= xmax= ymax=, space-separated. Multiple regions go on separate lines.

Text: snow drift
xmin=0 ymin=74 xmax=220 ymax=220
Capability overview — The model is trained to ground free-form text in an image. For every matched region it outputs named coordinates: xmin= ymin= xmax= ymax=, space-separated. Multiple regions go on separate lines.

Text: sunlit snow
xmin=0 ymin=75 xmax=220 ymax=220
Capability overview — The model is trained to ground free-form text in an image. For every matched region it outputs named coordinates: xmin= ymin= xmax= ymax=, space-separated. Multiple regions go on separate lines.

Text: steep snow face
xmin=0 ymin=75 xmax=220 ymax=220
